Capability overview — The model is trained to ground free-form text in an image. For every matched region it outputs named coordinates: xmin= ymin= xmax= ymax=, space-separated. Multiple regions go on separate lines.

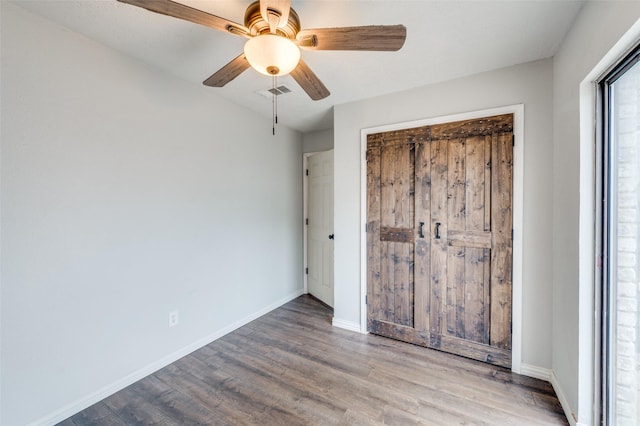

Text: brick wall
xmin=614 ymin=63 xmax=640 ymax=426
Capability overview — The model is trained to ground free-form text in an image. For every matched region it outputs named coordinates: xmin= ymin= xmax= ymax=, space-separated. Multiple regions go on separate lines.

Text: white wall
xmin=302 ymin=128 xmax=333 ymax=153
xmin=0 ymin=4 xmax=303 ymax=425
xmin=552 ymin=3 xmax=640 ymax=425
xmin=333 ymin=59 xmax=554 ymax=370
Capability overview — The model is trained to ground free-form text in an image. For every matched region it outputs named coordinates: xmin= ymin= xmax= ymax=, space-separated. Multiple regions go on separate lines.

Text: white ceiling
xmin=12 ymin=0 xmax=585 ymax=133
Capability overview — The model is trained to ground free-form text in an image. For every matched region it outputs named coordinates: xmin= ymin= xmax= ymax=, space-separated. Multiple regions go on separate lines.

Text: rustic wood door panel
xmin=367 ymin=130 xmax=430 ymax=344
xmin=366 ymin=114 xmax=513 ymax=368
xmin=378 ymin=141 xmax=415 ymax=327
xmin=490 ymin=132 xmax=513 ymax=350
xmin=436 ymin=135 xmax=492 ymax=346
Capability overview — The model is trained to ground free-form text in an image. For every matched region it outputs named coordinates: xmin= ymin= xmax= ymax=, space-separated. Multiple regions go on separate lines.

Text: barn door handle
xmin=418 ymin=222 xmax=425 ymax=238
xmin=328 ymin=234 xmax=334 ymax=240
xmin=435 ymin=222 xmax=441 ymax=239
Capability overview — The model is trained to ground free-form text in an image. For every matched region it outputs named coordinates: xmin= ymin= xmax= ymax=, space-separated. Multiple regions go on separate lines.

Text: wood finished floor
xmin=58 ymin=295 xmax=568 ymax=425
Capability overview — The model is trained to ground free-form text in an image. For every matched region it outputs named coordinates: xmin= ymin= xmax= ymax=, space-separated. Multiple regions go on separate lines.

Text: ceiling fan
xmin=116 ymin=0 xmax=407 ymax=100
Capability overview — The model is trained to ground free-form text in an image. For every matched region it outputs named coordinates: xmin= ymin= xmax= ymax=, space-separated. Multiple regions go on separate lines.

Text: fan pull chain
xmin=272 ymin=74 xmax=277 ymax=135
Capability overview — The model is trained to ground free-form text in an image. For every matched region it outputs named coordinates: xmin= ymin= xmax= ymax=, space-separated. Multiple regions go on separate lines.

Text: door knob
xmin=328 ymin=234 xmax=334 ymax=240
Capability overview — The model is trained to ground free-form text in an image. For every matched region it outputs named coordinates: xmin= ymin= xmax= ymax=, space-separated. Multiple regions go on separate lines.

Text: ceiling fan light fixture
xmin=244 ymin=34 xmax=300 ymax=76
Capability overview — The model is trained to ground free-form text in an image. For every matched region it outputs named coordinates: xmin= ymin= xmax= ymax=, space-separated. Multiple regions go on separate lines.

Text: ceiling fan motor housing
xmin=244 ymin=1 xmax=300 ymax=39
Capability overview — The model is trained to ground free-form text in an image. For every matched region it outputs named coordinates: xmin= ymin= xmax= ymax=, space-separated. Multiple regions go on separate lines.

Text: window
xmin=601 ymin=43 xmax=640 ymax=426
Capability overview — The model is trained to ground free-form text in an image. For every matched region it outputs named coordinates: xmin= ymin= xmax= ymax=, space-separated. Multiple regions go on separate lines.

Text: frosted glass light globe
xmin=244 ymin=34 xmax=301 ymax=76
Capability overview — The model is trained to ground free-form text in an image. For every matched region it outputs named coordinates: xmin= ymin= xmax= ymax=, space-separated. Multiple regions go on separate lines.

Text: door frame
xmin=359 ymin=104 xmax=524 ymax=373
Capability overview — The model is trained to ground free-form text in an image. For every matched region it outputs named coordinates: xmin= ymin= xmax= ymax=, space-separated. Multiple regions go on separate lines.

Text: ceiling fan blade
xmin=117 ymin=0 xmax=250 ymax=38
xmin=297 ymin=25 xmax=406 ymax=51
xmin=203 ymin=54 xmax=250 ymax=87
xmin=290 ymin=59 xmax=330 ymax=101
xmin=260 ymin=0 xmax=291 ymax=33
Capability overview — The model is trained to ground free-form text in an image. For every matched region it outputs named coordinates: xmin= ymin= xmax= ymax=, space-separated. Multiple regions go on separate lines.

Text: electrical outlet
xmin=168 ymin=310 xmax=179 ymax=327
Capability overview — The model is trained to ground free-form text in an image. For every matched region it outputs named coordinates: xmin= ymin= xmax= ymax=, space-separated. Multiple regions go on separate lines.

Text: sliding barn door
xmin=366 ymin=114 xmax=513 ymax=368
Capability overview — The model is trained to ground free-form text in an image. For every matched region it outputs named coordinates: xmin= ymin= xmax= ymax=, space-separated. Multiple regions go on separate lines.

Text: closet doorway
xmin=364 ymin=111 xmax=521 ymax=368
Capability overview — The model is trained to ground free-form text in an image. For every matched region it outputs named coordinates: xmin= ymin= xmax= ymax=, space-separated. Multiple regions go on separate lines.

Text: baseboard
xmin=520 ymin=363 xmax=552 ymax=381
xmin=514 ymin=365 xmax=579 ymax=425
xmin=31 ymin=289 xmax=305 ymax=426
xmin=550 ymin=370 xmax=579 ymax=426
xmin=332 ymin=317 xmax=363 ymax=333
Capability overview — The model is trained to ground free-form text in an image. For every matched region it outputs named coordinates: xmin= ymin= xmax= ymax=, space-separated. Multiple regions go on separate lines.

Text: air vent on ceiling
xmin=257 ymin=85 xmax=293 ymax=98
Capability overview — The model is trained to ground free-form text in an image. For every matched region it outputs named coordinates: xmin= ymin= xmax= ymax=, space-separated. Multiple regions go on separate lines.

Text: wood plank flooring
xmin=58 ymin=295 xmax=568 ymax=425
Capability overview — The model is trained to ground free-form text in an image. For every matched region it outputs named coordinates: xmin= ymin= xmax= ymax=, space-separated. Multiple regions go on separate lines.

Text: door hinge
xmin=512 ymin=134 xmax=515 ymax=146
xmin=305 ymin=267 xmax=309 ymax=275
xmin=306 ymin=218 xmax=309 ymax=225
xmin=511 ymin=229 xmax=514 ymax=240
xmin=365 ymin=295 xmax=368 ymax=305
xmin=306 ymin=169 xmax=309 ymax=176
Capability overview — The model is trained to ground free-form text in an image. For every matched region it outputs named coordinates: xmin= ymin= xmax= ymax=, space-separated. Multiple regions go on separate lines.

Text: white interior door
xmin=307 ymin=150 xmax=334 ymax=307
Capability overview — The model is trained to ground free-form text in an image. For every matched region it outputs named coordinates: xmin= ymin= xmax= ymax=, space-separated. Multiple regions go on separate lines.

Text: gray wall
xmin=303 ymin=129 xmax=334 ymax=153
xmin=552 ymin=3 xmax=640 ymax=425
xmin=1 ymin=4 xmax=303 ymax=424
xmin=333 ymin=58 xmax=554 ymax=370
